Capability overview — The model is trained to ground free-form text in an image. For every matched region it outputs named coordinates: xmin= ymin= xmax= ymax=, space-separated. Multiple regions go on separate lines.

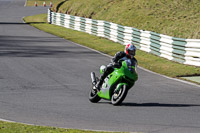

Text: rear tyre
xmin=89 ymin=87 xmax=101 ymax=103
xmin=111 ymin=85 xmax=128 ymax=105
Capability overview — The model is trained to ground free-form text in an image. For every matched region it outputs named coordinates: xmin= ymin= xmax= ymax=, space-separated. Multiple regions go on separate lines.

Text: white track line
xmin=138 ymin=66 xmax=200 ymax=88
xmin=0 ymin=118 xmax=15 ymax=123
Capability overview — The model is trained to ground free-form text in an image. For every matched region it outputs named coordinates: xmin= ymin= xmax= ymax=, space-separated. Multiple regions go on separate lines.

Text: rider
xmin=95 ymin=44 xmax=137 ymax=91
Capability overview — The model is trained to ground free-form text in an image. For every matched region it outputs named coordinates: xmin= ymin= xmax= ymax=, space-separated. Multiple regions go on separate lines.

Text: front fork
xmin=91 ymin=72 xmax=97 ymax=86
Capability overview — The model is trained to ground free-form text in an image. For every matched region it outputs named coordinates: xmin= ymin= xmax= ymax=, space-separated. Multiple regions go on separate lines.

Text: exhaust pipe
xmin=91 ymin=72 xmax=96 ymax=85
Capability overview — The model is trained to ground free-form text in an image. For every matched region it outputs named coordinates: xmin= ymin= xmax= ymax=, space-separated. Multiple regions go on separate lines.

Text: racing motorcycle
xmin=89 ymin=59 xmax=138 ymax=105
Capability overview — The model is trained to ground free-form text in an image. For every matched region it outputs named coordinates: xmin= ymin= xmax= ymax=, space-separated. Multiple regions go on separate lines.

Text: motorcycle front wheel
xmin=111 ymin=85 xmax=128 ymax=105
xmin=89 ymin=87 xmax=101 ymax=103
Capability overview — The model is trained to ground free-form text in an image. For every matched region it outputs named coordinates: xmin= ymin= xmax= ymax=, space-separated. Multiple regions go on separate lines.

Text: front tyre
xmin=89 ymin=88 xmax=101 ymax=103
xmin=111 ymin=85 xmax=128 ymax=105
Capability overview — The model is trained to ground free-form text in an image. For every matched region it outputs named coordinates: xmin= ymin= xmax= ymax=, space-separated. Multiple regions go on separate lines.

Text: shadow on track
xmin=0 ymin=35 xmax=100 ymax=58
xmin=120 ymin=102 xmax=200 ymax=107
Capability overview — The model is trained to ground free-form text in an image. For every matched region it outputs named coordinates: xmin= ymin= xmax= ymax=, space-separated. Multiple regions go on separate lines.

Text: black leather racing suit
xmin=96 ymin=51 xmax=137 ymax=90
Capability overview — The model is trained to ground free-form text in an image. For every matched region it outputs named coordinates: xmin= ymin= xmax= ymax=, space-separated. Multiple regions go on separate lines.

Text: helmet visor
xmin=129 ymin=50 xmax=135 ymax=56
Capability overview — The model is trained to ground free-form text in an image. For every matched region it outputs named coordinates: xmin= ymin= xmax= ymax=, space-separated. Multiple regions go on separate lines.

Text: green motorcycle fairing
xmin=97 ymin=60 xmax=138 ymax=100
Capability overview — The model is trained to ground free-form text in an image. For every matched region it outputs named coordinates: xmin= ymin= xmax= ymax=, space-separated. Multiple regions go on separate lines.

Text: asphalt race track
xmin=0 ymin=0 xmax=200 ymax=132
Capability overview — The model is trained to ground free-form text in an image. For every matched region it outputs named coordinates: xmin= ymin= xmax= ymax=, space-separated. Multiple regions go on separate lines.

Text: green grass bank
xmin=24 ymin=14 xmax=200 ymax=85
xmin=52 ymin=0 xmax=200 ymax=39
xmin=0 ymin=121 xmax=125 ymax=133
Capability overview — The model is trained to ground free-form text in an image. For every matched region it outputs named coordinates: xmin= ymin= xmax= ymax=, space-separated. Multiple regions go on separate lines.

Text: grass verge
xmin=0 ymin=121 xmax=124 ymax=133
xmin=23 ymin=14 xmax=200 ymax=84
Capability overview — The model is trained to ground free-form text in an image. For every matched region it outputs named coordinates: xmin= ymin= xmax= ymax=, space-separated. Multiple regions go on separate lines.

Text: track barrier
xmin=47 ymin=9 xmax=200 ymax=67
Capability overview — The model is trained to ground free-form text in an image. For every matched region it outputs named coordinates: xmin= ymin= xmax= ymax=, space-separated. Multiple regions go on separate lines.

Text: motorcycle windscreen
xmin=123 ymin=60 xmax=138 ymax=81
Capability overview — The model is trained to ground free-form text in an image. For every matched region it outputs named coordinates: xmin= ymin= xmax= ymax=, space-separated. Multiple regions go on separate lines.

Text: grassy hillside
xmin=52 ymin=0 xmax=200 ymax=39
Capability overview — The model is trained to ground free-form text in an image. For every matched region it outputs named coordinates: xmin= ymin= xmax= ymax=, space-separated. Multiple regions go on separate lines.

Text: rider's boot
xmin=95 ymin=78 xmax=104 ymax=91
xmin=95 ymin=72 xmax=108 ymax=91
xmin=95 ymin=66 xmax=113 ymax=91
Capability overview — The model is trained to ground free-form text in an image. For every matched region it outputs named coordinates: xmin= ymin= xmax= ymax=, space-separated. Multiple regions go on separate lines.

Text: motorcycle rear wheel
xmin=111 ymin=85 xmax=128 ymax=105
xmin=89 ymin=88 xmax=101 ymax=103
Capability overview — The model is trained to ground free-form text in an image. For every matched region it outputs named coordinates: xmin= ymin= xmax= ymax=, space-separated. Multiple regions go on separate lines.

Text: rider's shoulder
xmin=115 ymin=51 xmax=126 ymax=57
